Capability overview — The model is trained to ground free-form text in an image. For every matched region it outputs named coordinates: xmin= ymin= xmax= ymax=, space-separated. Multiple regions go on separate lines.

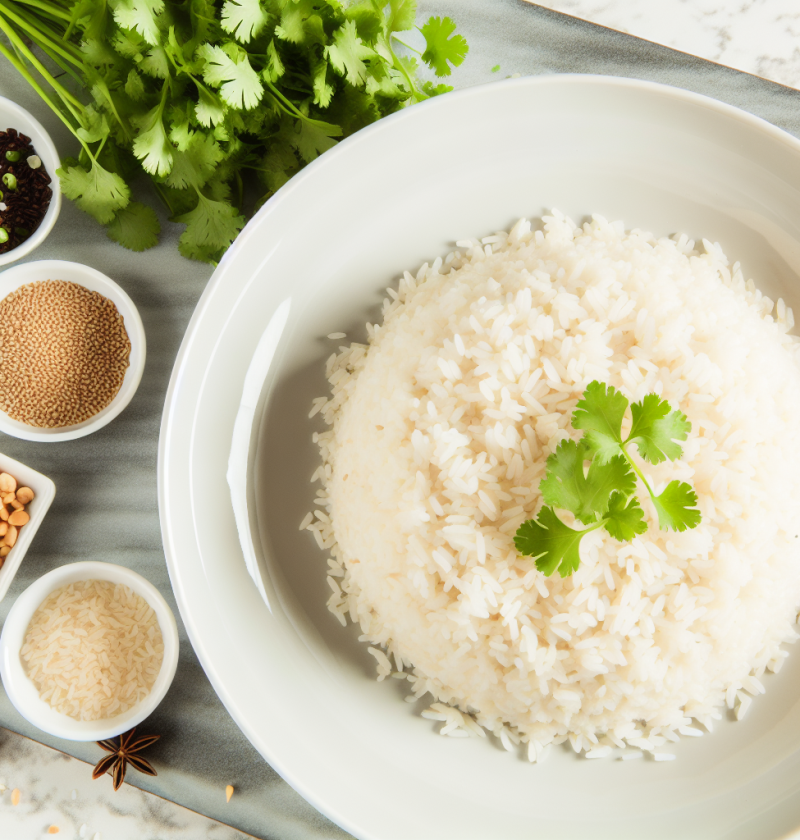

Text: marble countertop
xmin=2 ymin=1 xmax=800 ymax=838
xmin=531 ymin=0 xmax=800 ymax=89
xmin=0 ymin=728 xmax=254 ymax=840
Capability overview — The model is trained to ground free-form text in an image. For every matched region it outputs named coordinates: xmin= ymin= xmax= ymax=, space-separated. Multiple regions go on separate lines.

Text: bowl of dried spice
xmin=0 ymin=96 xmax=60 ymax=266
xmin=0 ymin=260 xmax=146 ymax=441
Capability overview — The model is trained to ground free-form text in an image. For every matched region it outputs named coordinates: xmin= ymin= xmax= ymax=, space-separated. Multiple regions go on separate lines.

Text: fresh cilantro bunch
xmin=514 ymin=381 xmax=701 ymax=578
xmin=0 ymin=0 xmax=468 ymax=262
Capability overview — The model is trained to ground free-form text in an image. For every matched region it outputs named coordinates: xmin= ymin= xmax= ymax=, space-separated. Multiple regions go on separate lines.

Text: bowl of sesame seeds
xmin=0 ymin=95 xmax=61 ymax=266
xmin=0 ymin=260 xmax=146 ymax=441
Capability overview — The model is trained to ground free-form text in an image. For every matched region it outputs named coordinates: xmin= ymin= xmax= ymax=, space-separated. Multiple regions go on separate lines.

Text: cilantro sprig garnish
xmin=0 ymin=0 xmax=468 ymax=264
xmin=514 ymin=381 xmax=701 ymax=578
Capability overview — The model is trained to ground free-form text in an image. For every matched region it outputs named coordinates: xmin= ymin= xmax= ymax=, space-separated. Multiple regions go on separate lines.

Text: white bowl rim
xmin=0 ymin=560 xmax=179 ymax=741
xmin=0 ymin=94 xmax=62 ymax=267
xmin=0 ymin=451 xmax=56 ymax=604
xmin=0 ymin=259 xmax=146 ymax=441
xmin=158 ymin=74 xmax=800 ymax=840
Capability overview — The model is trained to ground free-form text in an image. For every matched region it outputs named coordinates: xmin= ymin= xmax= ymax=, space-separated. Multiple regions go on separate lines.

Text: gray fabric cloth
xmin=0 ymin=2 xmax=798 ymax=838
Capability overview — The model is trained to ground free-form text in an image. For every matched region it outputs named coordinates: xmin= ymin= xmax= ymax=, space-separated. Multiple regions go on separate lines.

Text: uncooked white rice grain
xmin=21 ymin=579 xmax=163 ymax=721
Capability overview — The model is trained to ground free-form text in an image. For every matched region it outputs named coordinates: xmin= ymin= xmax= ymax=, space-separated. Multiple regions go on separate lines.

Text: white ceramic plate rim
xmin=158 ymin=75 xmax=800 ymax=840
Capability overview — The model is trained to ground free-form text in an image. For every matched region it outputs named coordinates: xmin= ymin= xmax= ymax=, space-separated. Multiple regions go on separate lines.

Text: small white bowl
xmin=0 ymin=561 xmax=179 ymax=742
xmin=0 ymin=95 xmax=61 ymax=266
xmin=0 ymin=452 xmax=55 ymax=603
xmin=0 ymin=259 xmax=146 ymax=441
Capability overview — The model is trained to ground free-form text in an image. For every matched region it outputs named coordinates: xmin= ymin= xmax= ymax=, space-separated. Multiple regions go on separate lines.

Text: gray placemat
xmin=1 ymin=2 xmax=799 ymax=838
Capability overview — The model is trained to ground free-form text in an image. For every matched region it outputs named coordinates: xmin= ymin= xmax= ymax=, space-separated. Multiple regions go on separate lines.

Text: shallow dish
xmin=0 ymin=452 xmax=55 ymax=603
xmin=0 ymin=259 xmax=146 ymax=441
xmin=160 ymin=76 xmax=800 ymax=840
xmin=0 ymin=561 xmax=179 ymax=741
xmin=0 ymin=95 xmax=61 ymax=267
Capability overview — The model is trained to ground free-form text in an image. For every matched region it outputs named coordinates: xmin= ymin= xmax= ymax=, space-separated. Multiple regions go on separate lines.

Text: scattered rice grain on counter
xmin=306 ymin=210 xmax=800 ymax=760
xmin=21 ymin=580 xmax=163 ymax=721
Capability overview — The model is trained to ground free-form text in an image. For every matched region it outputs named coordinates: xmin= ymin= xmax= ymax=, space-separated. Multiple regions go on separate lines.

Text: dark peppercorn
xmin=0 ymin=128 xmax=52 ymax=255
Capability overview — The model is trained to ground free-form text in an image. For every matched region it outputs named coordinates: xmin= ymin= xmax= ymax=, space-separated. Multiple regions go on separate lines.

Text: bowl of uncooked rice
xmin=21 ymin=579 xmax=164 ymax=722
xmin=305 ymin=210 xmax=800 ymax=762
xmin=0 ymin=560 xmax=179 ymax=740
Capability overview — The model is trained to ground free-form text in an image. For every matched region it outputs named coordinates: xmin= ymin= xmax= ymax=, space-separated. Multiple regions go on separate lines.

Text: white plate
xmin=158 ymin=76 xmax=800 ymax=840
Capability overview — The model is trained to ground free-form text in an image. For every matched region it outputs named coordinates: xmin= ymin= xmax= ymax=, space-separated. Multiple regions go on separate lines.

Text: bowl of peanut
xmin=0 ymin=453 xmax=55 ymax=602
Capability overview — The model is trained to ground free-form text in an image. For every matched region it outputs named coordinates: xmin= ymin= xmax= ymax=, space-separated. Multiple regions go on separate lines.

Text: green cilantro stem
xmin=619 ymin=440 xmax=656 ymax=501
xmin=0 ymin=38 xmax=93 ymax=159
xmin=0 ymin=1 xmax=81 ymax=64
xmin=0 ymin=9 xmax=84 ymax=120
xmin=9 ymin=0 xmax=71 ymax=22
xmin=263 ymin=81 xmax=342 ymax=135
xmin=391 ymin=37 xmax=422 ymax=56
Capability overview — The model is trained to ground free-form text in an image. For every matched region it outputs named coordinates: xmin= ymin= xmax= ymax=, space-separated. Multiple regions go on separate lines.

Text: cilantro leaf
xmin=290 ymin=119 xmax=338 ymax=163
xmin=76 ymin=105 xmax=109 ymax=144
xmin=174 ymin=192 xmax=245 ymax=261
xmin=584 ymin=456 xmax=636 ymax=520
xmin=112 ymin=0 xmax=165 ymax=47
xmin=388 ymin=0 xmax=417 ymax=32
xmin=421 ymin=80 xmax=453 ymax=97
xmin=346 ymin=3 xmax=385 ymax=42
xmin=124 ymin=69 xmax=147 ymax=101
xmin=80 ymin=38 xmax=118 ymax=67
xmin=68 ymin=0 xmax=110 ymax=42
xmin=274 ymin=0 xmax=318 ymax=44
xmin=539 ymin=440 xmax=586 ymax=516
xmin=604 ymin=491 xmax=647 ymax=541
xmin=106 ymin=201 xmax=160 ymax=251
xmin=325 ymin=20 xmax=375 ymax=86
xmin=628 ymin=394 xmax=691 ymax=464
xmin=652 ymin=481 xmax=701 ymax=532
xmin=167 ymin=105 xmax=193 ymax=150
xmin=164 ymin=132 xmax=222 ymax=189
xmin=258 ymin=141 xmax=299 ymax=194
xmin=572 ymin=380 xmax=628 ymax=464
xmin=198 ymin=42 xmax=264 ymax=110
xmin=420 ymin=16 xmax=468 ymax=77
xmin=140 ymin=45 xmax=170 ymax=78
xmin=195 ymin=86 xmax=226 ymax=127
xmin=541 ymin=440 xmax=636 ymax=524
xmin=57 ymin=161 xmax=130 ymax=224
xmin=221 ymin=0 xmax=269 ymax=43
xmin=131 ymin=102 xmax=173 ymax=177
xmin=312 ymin=59 xmax=334 ymax=107
xmin=263 ymin=39 xmax=285 ymax=84
xmin=514 ymin=507 xmax=586 ymax=578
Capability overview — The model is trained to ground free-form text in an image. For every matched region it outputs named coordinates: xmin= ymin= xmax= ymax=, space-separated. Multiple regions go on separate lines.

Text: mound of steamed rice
xmin=305 ymin=211 xmax=800 ymax=761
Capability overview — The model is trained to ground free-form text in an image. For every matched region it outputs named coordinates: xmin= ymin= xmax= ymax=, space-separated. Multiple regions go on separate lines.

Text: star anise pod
xmin=92 ymin=727 xmax=160 ymax=791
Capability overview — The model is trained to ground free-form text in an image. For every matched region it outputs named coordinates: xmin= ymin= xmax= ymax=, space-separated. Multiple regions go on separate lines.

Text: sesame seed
xmin=0 ymin=280 xmax=131 ymax=427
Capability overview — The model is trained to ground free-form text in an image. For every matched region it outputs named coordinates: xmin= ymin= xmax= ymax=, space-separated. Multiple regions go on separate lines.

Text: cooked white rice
xmin=307 ymin=210 xmax=800 ymax=760
xmin=21 ymin=579 xmax=164 ymax=721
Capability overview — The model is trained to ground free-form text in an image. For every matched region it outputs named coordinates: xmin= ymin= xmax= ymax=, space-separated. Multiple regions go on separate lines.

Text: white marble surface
xmin=530 ymin=0 xmax=800 ymax=89
xmin=0 ymin=728 xmax=251 ymax=839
